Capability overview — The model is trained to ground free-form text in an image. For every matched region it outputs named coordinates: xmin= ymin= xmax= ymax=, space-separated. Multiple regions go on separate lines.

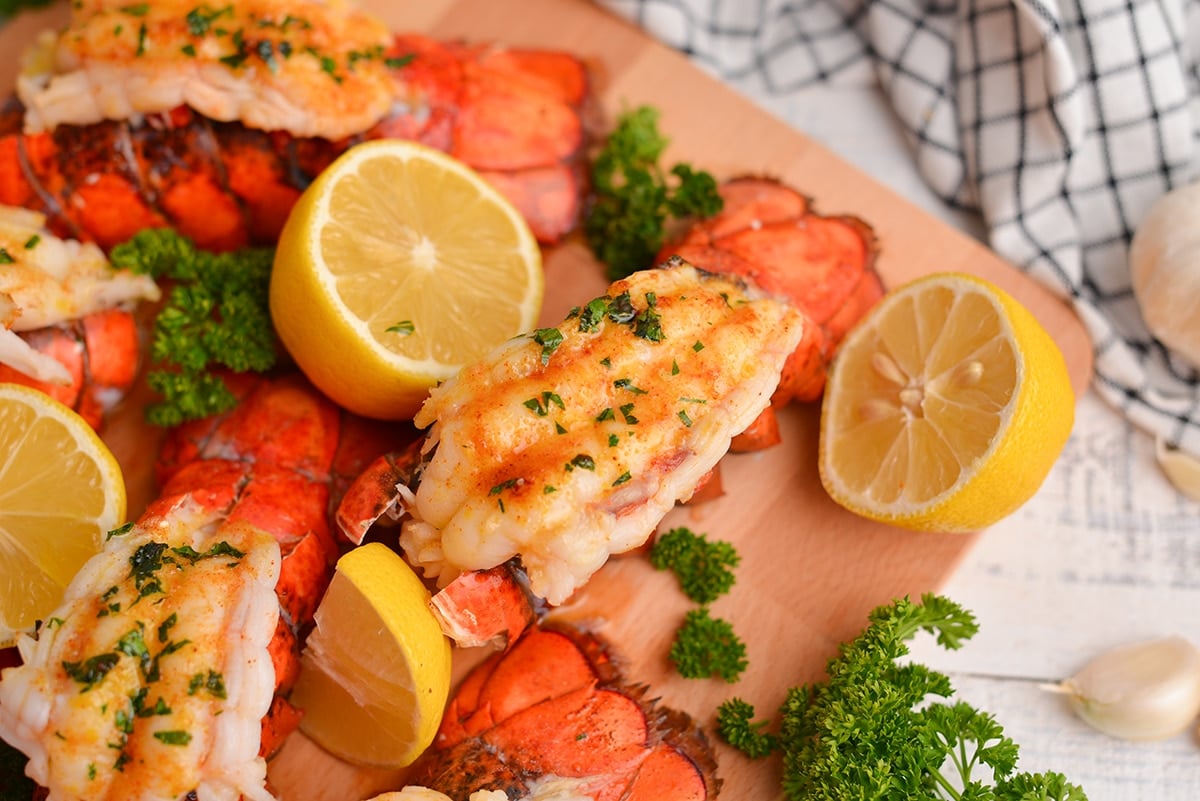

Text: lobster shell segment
xmin=659 ymin=176 xmax=885 ymax=405
xmin=411 ymin=624 xmax=721 ymax=801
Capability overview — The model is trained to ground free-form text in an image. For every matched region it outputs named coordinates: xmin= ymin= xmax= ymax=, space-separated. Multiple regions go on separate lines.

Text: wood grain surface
xmin=0 ymin=1 xmax=1095 ymax=799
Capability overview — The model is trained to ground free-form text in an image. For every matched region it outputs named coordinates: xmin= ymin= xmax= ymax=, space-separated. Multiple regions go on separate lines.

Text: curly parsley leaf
xmin=718 ymin=593 xmax=1091 ymax=801
xmin=650 ymin=526 xmax=740 ymax=605
xmin=716 ymin=697 xmax=778 ymax=758
xmin=585 ymin=106 xmax=722 ymax=280
xmin=110 ymin=229 xmax=276 ymax=427
xmin=669 ymin=607 xmax=747 ymax=682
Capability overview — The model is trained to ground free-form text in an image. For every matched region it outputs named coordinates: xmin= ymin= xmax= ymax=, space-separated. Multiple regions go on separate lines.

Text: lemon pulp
xmin=291 ymin=543 xmax=452 ymax=768
xmin=271 ymin=140 xmax=543 ymax=420
xmin=818 ymin=273 xmax=1074 ymax=532
xmin=0 ymin=383 xmax=126 ymax=646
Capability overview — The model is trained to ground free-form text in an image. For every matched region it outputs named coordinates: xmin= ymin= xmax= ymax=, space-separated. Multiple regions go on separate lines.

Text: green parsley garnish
xmin=153 ymin=730 xmax=193 ymax=746
xmin=187 ymin=670 xmax=227 ymax=699
xmin=669 ymin=607 xmax=747 ymax=682
xmin=584 ymin=106 xmax=722 ymax=280
xmin=106 ymin=522 xmax=134 ymax=541
xmin=716 ymin=594 xmax=1089 ymax=800
xmin=62 ymin=653 xmax=120 ymax=691
xmin=531 ymin=327 xmax=564 ymax=364
xmin=566 ymin=454 xmax=595 ymax=471
xmin=715 ymin=698 xmax=778 ymax=759
xmin=386 ymin=320 xmax=415 ymax=335
xmin=0 ymin=248 xmax=13 ymax=264
xmin=22 ymin=234 xmax=39 ymax=249
xmin=109 ymin=229 xmax=277 ymax=427
xmin=650 ymin=526 xmax=739 ymax=605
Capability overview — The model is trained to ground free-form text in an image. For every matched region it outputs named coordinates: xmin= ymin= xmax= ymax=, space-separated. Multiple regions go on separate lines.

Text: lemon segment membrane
xmin=818 ymin=273 xmax=1075 ymax=533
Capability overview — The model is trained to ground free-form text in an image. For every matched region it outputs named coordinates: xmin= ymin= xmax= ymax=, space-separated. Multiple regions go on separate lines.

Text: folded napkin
xmin=598 ymin=0 xmax=1200 ymax=458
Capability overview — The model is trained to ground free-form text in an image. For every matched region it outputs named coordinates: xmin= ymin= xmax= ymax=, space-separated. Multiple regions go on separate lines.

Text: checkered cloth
xmin=598 ymin=0 xmax=1200 ymax=457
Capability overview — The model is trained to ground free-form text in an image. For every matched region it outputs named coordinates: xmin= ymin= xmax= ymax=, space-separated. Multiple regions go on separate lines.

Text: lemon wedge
xmin=270 ymin=140 xmax=543 ymax=420
xmin=290 ymin=543 xmax=452 ymax=768
xmin=0 ymin=383 xmax=126 ymax=646
xmin=818 ymin=272 xmax=1074 ymax=532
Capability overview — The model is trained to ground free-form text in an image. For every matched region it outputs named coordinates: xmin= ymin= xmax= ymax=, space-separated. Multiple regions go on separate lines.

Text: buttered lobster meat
xmin=0 ymin=373 xmax=414 ymax=799
xmin=337 ymin=260 xmax=805 ymax=648
xmin=0 ymin=32 xmax=589 ymax=252
xmin=407 ymin=623 xmax=720 ymax=801
xmin=0 ymin=206 xmax=159 ymax=428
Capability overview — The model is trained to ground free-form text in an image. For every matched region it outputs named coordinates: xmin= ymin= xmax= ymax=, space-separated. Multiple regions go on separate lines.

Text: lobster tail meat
xmin=0 ymin=373 xmax=415 ymax=798
xmin=659 ymin=176 xmax=885 ymax=405
xmin=383 ymin=260 xmax=803 ymax=615
xmin=408 ymin=624 xmax=720 ymax=801
xmin=0 ymin=204 xmax=158 ymax=427
xmin=0 ymin=512 xmax=282 ymax=801
xmin=333 ymin=261 xmax=803 ymax=648
xmin=17 ymin=0 xmax=396 ymax=141
xmin=0 ymin=25 xmax=591 ymax=250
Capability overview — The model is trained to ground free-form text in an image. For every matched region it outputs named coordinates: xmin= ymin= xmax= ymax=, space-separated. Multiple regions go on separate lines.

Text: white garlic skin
xmin=1155 ymin=436 xmax=1200 ymax=501
xmin=1129 ymin=181 xmax=1200 ymax=369
xmin=1060 ymin=635 xmax=1200 ymax=741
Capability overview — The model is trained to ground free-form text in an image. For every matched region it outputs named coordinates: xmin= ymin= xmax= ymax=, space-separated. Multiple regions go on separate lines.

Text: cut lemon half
xmin=291 ymin=542 xmax=452 ymax=768
xmin=818 ymin=273 xmax=1074 ymax=532
xmin=0 ymin=383 xmax=126 ymax=646
xmin=270 ymin=140 xmax=543 ymax=420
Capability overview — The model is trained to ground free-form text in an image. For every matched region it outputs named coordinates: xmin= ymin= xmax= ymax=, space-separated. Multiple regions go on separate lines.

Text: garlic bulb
xmin=1051 ymin=635 xmax=1200 ymax=741
xmin=1129 ymin=181 xmax=1200 ymax=368
xmin=1155 ymin=436 xmax=1200 ymax=501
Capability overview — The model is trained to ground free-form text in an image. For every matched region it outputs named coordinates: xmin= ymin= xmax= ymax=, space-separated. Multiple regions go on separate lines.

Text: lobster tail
xmin=410 ymin=623 xmax=721 ymax=801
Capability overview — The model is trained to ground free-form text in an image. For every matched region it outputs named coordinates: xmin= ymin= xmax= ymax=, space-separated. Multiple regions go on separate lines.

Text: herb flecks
xmin=62 ymin=653 xmax=120 ymax=691
xmin=531 ymin=328 xmax=564 ymax=365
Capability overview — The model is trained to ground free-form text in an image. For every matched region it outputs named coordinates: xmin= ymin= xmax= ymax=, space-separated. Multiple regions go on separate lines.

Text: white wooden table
xmin=758 ymin=82 xmax=1200 ymax=800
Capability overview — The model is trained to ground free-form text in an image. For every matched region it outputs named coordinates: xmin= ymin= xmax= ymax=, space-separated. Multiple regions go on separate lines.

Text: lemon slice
xmin=290 ymin=543 xmax=452 ymax=768
xmin=270 ymin=140 xmax=543 ymax=420
xmin=818 ymin=273 xmax=1074 ymax=532
xmin=0 ymin=383 xmax=126 ymax=646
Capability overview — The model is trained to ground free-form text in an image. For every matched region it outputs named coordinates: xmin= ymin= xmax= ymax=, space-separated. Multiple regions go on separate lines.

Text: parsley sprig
xmin=650 ymin=526 xmax=740 ymax=604
xmin=110 ymin=229 xmax=277 ymax=427
xmin=716 ymin=594 xmax=1088 ymax=800
xmin=585 ymin=106 xmax=722 ymax=280
xmin=650 ymin=526 xmax=748 ymax=682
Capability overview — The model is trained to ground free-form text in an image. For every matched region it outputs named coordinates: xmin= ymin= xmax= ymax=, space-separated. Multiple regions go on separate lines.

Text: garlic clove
xmin=1155 ymin=436 xmax=1200 ymax=502
xmin=1053 ymin=635 xmax=1200 ymax=741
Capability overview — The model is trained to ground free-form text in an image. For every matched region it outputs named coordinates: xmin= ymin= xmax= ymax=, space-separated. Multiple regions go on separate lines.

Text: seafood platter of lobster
xmin=0 ymin=1 xmax=1093 ymax=800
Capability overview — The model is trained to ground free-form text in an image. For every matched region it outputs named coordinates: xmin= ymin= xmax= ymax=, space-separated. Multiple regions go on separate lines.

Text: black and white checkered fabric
xmin=598 ymin=0 xmax=1200 ymax=457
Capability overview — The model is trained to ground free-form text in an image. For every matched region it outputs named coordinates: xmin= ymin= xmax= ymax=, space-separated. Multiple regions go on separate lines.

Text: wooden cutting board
xmin=0 ymin=1 xmax=1094 ymax=799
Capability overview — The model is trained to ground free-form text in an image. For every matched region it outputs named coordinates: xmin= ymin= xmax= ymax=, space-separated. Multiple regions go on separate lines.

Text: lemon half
xmin=270 ymin=140 xmax=543 ymax=420
xmin=290 ymin=543 xmax=452 ymax=768
xmin=0 ymin=383 xmax=126 ymax=646
xmin=818 ymin=272 xmax=1075 ymax=532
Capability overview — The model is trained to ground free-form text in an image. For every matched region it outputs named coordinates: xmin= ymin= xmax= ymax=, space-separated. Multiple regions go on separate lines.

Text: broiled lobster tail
xmin=0 ymin=34 xmax=590 ymax=253
xmin=409 ymin=622 xmax=721 ymax=801
xmin=148 ymin=372 xmax=417 ymax=757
